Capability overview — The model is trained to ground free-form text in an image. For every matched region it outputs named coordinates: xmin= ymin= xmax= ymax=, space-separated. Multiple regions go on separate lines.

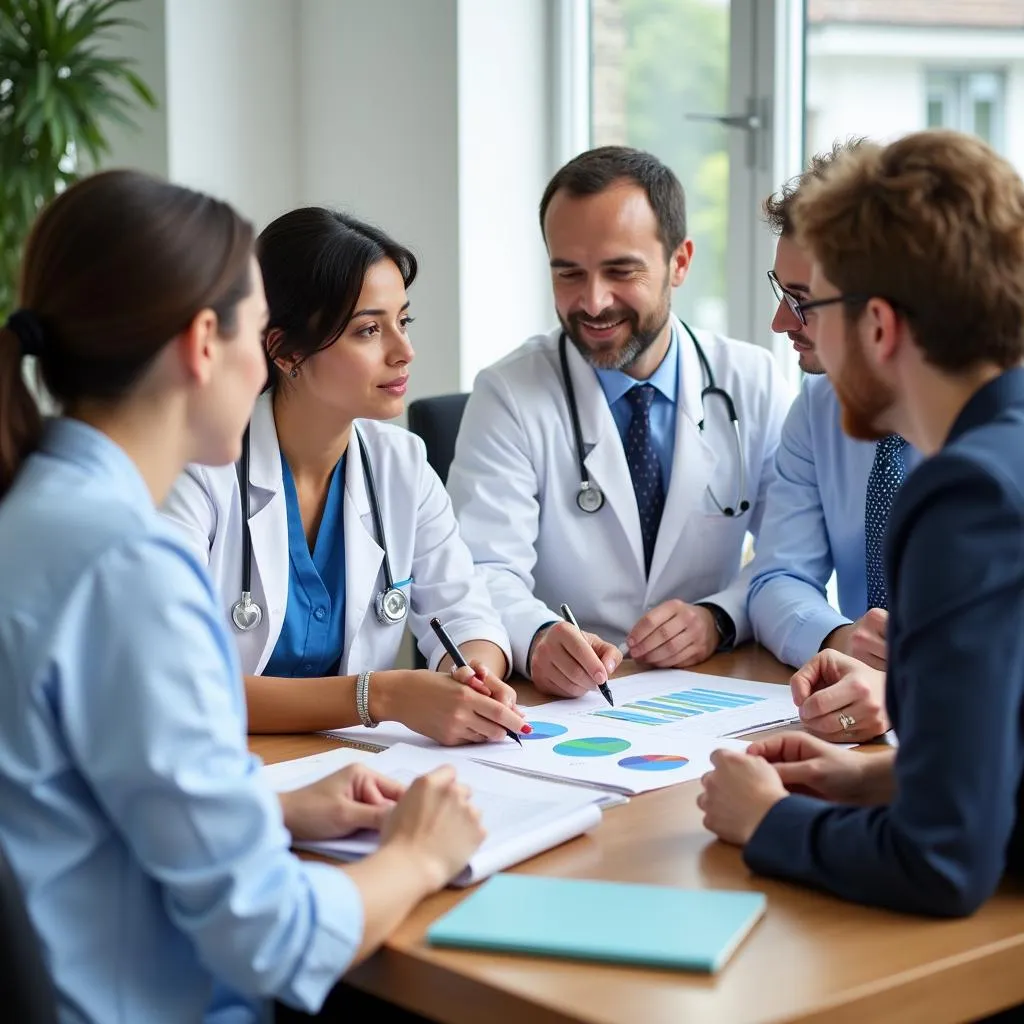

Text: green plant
xmin=0 ymin=0 xmax=155 ymax=318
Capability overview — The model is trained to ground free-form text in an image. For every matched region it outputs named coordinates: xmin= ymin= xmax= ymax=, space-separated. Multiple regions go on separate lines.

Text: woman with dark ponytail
xmin=0 ymin=171 xmax=483 ymax=1024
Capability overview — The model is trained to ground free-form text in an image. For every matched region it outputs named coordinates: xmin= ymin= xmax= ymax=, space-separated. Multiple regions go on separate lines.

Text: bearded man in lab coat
xmin=448 ymin=146 xmax=793 ymax=697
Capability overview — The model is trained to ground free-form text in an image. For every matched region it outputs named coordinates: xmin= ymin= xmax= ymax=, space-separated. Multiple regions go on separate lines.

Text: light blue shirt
xmin=747 ymin=375 xmax=920 ymax=667
xmin=594 ymin=327 xmax=679 ymax=489
xmin=0 ymin=420 xmax=363 ymax=1024
xmin=265 ymin=453 xmax=347 ymax=678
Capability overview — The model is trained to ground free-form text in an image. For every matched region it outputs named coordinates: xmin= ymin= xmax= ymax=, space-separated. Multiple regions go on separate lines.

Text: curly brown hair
xmin=792 ymin=129 xmax=1024 ymax=372
xmin=763 ymin=138 xmax=867 ymax=237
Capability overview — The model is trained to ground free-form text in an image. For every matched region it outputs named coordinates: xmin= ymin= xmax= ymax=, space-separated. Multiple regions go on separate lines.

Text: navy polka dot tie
xmin=865 ymin=433 xmax=908 ymax=610
xmin=624 ymin=384 xmax=665 ymax=575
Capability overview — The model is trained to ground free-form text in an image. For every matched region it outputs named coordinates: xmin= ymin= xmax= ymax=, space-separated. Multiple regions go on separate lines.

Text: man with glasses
xmin=699 ymin=129 xmax=1024 ymax=920
xmin=746 ymin=141 xmax=918 ymax=744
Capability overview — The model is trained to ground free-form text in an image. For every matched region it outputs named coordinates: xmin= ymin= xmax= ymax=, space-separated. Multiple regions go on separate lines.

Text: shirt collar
xmin=39 ymin=417 xmax=155 ymax=512
xmin=594 ymin=324 xmax=679 ymax=407
xmin=946 ymin=366 xmax=1024 ymax=445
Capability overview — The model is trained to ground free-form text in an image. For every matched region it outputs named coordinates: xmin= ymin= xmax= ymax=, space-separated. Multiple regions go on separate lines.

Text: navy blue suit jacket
xmin=745 ymin=369 xmax=1024 ymax=916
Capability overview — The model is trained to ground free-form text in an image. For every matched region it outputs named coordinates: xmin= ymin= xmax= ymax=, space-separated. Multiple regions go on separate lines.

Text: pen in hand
xmin=559 ymin=603 xmax=615 ymax=706
xmin=429 ymin=617 xmax=523 ymax=746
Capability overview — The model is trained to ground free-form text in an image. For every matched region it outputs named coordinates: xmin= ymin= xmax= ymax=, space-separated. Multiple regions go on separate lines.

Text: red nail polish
xmin=521 ymin=724 xmax=533 ymax=734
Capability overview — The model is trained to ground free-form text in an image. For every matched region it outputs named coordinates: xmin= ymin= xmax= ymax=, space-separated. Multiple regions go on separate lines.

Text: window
xmin=805 ymin=2 xmax=1024 ymax=169
xmin=583 ymin=0 xmax=804 ymax=367
xmin=926 ymin=71 xmax=1005 ymax=151
xmin=590 ymin=0 xmax=733 ymax=335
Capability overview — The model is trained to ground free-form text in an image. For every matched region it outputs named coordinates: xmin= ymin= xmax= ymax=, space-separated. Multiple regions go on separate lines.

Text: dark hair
xmin=763 ymin=138 xmax=867 ymax=237
xmin=256 ymin=208 xmax=418 ymax=383
xmin=538 ymin=146 xmax=687 ymax=259
xmin=0 ymin=169 xmax=254 ymax=498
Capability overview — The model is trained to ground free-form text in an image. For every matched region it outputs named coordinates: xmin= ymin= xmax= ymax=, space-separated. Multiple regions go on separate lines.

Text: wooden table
xmin=254 ymin=646 xmax=1024 ymax=1024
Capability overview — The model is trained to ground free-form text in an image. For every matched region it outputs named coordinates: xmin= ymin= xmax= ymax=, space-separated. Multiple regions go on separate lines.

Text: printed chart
xmin=474 ymin=670 xmax=795 ymax=793
xmin=552 ymin=736 xmax=630 ymax=757
xmin=618 ymin=754 xmax=689 ymax=772
xmin=592 ymin=686 xmax=767 ymax=727
xmin=329 ymin=670 xmax=797 ymax=795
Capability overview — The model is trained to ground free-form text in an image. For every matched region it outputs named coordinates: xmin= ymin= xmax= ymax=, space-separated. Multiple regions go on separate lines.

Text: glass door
xmin=584 ymin=0 xmax=804 ymax=371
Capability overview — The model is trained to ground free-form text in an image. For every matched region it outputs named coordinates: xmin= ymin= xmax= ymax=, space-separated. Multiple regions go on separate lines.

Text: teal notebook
xmin=426 ymin=874 xmax=766 ymax=973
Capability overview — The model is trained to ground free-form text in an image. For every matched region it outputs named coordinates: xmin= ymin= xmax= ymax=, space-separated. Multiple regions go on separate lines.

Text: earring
xmin=289 ymin=367 xmax=299 ymax=378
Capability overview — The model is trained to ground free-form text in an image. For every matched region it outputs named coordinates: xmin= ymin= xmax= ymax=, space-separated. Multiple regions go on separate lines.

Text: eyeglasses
xmin=766 ymin=270 xmax=807 ymax=325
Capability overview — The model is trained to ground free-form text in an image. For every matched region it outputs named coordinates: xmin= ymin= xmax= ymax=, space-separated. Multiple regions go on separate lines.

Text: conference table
xmin=254 ymin=646 xmax=1024 ymax=1024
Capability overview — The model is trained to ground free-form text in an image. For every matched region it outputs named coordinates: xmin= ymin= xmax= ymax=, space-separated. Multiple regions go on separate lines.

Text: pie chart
xmin=520 ymin=721 xmax=568 ymax=741
xmin=618 ymin=754 xmax=690 ymax=771
xmin=552 ymin=736 xmax=631 ymax=757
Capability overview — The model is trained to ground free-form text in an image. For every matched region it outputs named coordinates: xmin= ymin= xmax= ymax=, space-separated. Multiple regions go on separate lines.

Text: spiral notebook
xmin=427 ymin=874 xmax=766 ymax=972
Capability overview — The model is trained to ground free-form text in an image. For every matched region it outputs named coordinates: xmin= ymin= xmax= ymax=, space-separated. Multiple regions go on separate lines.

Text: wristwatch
xmin=696 ymin=602 xmax=736 ymax=652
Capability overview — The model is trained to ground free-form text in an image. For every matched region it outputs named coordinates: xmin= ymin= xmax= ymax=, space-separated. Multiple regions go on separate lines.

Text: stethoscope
xmin=558 ymin=321 xmax=749 ymax=517
xmin=230 ymin=426 xmax=409 ymax=632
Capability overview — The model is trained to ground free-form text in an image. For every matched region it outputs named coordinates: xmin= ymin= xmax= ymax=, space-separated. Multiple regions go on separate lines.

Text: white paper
xmin=295 ymin=743 xmax=603 ymax=886
xmin=261 ymin=746 xmax=371 ymax=792
xmin=325 ymin=669 xmax=798 ymax=794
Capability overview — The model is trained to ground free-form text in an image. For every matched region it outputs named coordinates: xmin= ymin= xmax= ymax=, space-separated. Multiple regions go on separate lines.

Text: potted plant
xmin=0 ymin=0 xmax=156 ymax=318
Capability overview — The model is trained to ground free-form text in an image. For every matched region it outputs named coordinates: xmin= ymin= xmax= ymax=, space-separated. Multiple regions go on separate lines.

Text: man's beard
xmin=832 ymin=322 xmax=895 ymax=441
xmin=561 ymin=293 xmax=672 ymax=372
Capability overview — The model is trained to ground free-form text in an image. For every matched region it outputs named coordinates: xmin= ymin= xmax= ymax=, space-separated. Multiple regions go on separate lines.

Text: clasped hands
xmin=530 ymin=599 xmax=720 ymax=698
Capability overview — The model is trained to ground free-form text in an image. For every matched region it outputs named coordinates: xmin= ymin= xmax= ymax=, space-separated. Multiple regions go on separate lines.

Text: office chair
xmin=406 ymin=393 xmax=470 ymax=485
xmin=406 ymin=393 xmax=471 ymax=669
xmin=0 ymin=841 xmax=59 ymax=1024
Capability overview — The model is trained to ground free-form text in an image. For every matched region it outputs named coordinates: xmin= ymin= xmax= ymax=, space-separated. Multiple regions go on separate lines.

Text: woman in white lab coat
xmin=163 ymin=208 xmax=524 ymax=744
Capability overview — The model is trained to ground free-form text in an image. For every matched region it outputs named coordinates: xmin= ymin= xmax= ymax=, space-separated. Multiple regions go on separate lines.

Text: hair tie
xmin=5 ymin=309 xmax=46 ymax=358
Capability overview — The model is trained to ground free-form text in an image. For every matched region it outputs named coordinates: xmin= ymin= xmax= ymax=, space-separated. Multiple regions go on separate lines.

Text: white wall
xmin=99 ymin=0 xmax=169 ymax=177
xmin=99 ymin=0 xmax=560 ymax=399
xmin=164 ymin=0 xmax=299 ymax=229
xmin=457 ymin=0 xmax=554 ymax=387
xmin=298 ymin=0 xmax=462 ymax=405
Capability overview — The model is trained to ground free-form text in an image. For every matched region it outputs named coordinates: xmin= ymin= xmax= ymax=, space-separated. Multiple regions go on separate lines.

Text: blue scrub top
xmin=264 ymin=452 xmax=347 ymax=678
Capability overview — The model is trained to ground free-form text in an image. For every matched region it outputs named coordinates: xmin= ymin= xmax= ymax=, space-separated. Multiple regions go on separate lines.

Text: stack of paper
xmin=263 ymin=744 xmax=604 ymax=886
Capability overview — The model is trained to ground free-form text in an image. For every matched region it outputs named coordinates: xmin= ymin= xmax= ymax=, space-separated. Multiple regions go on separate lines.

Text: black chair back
xmin=406 ymin=393 xmax=471 ymax=669
xmin=407 ymin=393 xmax=470 ymax=485
xmin=0 ymin=841 xmax=59 ymax=1023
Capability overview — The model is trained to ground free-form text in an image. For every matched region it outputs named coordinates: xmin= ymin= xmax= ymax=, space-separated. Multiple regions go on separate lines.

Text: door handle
xmin=684 ymin=97 xmax=768 ymax=168
xmin=684 ymin=112 xmax=761 ymax=131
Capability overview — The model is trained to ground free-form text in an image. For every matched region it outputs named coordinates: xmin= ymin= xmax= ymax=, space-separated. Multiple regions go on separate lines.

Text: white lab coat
xmin=447 ymin=317 xmax=793 ymax=674
xmin=161 ymin=392 xmax=511 ymax=677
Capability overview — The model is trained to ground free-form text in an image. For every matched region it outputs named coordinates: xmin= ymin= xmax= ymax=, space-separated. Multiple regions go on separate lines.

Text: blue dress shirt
xmin=745 ymin=369 xmax=1024 ymax=916
xmin=594 ymin=326 xmax=679 ymax=490
xmin=747 ymin=374 xmax=919 ymax=667
xmin=264 ymin=454 xmax=347 ymax=678
xmin=0 ymin=420 xmax=363 ymax=1024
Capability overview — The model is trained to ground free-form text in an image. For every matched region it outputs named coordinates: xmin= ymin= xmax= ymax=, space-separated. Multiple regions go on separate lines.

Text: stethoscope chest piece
xmin=375 ymin=586 xmax=409 ymax=626
xmin=576 ymin=481 xmax=605 ymax=514
xmin=231 ymin=593 xmax=263 ymax=632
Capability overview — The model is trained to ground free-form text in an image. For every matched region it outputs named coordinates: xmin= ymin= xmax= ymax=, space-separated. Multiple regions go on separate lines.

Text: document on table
xmin=324 ymin=669 xmax=798 ymax=795
xmin=261 ymin=745 xmax=372 ymax=792
xmin=288 ymin=744 xmax=605 ymax=886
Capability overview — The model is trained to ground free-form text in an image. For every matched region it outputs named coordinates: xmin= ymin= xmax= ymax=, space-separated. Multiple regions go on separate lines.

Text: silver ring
xmin=837 ymin=711 xmax=856 ymax=732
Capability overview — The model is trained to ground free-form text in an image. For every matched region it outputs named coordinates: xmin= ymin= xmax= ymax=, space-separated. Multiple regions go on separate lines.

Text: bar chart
xmin=590 ymin=687 xmax=766 ymax=727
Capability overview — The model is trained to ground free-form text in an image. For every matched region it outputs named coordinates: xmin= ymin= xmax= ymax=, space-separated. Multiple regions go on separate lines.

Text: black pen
xmin=429 ymin=617 xmax=523 ymax=746
xmin=559 ymin=603 xmax=615 ymax=706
